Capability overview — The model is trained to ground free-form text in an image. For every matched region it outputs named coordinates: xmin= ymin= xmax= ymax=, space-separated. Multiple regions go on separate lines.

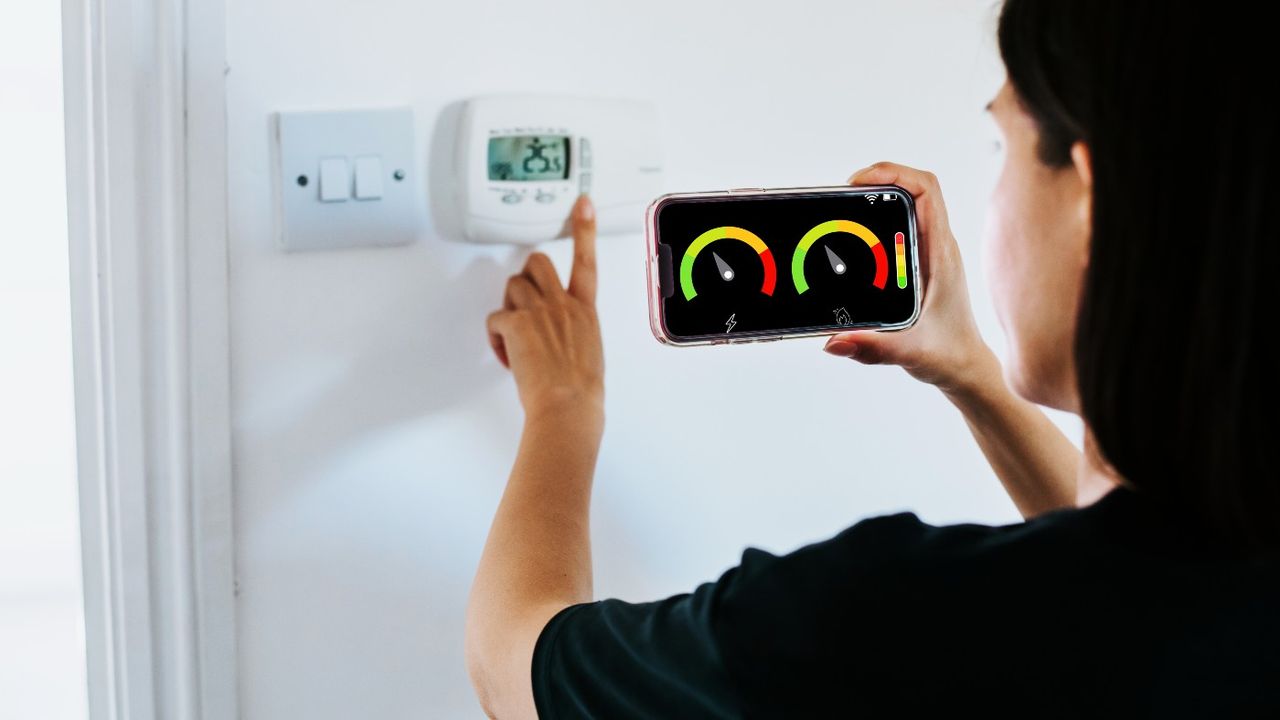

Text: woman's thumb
xmin=822 ymin=331 xmax=893 ymax=365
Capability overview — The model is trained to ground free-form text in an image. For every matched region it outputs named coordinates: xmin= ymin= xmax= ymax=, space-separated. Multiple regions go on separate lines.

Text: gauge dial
xmin=679 ymin=226 xmax=777 ymax=301
xmin=791 ymin=219 xmax=888 ymax=294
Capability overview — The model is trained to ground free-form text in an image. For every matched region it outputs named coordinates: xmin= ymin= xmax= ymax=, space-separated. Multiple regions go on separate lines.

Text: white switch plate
xmin=273 ymin=107 xmax=419 ymax=251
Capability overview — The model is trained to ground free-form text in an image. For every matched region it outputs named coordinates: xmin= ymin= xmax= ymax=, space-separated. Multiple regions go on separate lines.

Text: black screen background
xmin=656 ymin=190 xmax=917 ymax=340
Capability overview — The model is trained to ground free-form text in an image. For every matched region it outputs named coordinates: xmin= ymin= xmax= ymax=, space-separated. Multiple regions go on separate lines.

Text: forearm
xmin=466 ymin=398 xmax=604 ymax=716
xmin=942 ymin=349 xmax=1080 ymax=518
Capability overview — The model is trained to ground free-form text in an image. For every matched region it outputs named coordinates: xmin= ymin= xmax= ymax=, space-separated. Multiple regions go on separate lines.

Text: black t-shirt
xmin=531 ymin=484 xmax=1280 ymax=718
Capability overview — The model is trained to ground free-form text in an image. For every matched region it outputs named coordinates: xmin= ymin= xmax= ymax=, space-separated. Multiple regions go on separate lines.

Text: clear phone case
xmin=645 ymin=184 xmax=922 ymax=347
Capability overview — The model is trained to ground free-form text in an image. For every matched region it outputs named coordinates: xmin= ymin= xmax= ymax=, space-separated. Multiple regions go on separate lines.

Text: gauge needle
xmin=824 ymin=245 xmax=847 ymax=274
xmin=712 ymin=251 xmax=734 ymax=281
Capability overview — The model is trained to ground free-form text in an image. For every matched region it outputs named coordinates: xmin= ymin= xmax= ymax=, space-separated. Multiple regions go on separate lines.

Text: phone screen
xmin=653 ymin=189 xmax=918 ymax=341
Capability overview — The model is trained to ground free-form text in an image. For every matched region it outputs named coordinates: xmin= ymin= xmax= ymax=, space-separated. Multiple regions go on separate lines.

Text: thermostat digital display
xmin=488 ymin=136 xmax=569 ymax=181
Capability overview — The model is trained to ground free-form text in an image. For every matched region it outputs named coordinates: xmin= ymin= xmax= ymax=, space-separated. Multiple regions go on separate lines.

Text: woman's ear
xmin=1069 ymin=140 xmax=1093 ymax=264
xmin=1070 ymin=140 xmax=1092 ymax=219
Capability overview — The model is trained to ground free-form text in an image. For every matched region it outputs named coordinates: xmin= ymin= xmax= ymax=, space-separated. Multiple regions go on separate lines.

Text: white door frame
xmin=61 ymin=0 xmax=237 ymax=716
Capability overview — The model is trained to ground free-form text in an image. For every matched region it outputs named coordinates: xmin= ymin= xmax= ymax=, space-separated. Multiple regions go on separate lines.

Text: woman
xmin=466 ymin=1 xmax=1277 ymax=716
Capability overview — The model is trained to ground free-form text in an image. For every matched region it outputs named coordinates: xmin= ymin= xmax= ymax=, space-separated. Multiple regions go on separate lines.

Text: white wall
xmin=226 ymin=1 xmax=1077 ymax=716
xmin=0 ymin=3 xmax=87 ymax=718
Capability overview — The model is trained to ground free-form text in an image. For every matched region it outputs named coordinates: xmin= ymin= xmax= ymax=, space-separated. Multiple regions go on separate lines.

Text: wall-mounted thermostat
xmin=452 ymin=95 xmax=663 ymax=245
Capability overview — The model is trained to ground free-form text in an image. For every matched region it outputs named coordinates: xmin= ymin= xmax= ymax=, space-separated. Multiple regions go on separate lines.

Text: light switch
xmin=319 ymin=157 xmax=349 ymax=202
xmin=353 ymin=155 xmax=384 ymax=200
xmin=274 ymin=107 xmax=418 ymax=251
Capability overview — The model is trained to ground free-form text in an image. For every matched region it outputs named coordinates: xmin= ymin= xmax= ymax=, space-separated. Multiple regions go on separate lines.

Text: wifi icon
xmin=866 ymin=194 xmax=877 ymax=204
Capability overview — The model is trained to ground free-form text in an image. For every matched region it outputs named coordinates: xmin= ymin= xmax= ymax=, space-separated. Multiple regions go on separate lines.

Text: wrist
xmin=524 ymin=390 xmax=605 ymax=430
xmin=937 ymin=342 xmax=1003 ymax=404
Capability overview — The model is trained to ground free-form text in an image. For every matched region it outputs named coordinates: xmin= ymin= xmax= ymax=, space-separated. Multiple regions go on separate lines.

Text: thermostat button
xmin=535 ymin=191 xmax=555 ymax=203
xmin=501 ymin=192 xmax=522 ymax=204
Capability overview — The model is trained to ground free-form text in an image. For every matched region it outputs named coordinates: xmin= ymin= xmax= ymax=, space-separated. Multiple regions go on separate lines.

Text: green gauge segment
xmin=680 ymin=226 xmax=777 ymax=301
xmin=791 ymin=220 xmax=889 ymax=294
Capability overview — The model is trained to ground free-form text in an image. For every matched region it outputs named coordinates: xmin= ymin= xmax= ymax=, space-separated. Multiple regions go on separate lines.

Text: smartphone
xmin=645 ymin=185 xmax=921 ymax=346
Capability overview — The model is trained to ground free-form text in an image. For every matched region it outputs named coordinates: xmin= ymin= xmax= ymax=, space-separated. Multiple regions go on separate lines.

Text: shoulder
xmin=715 ymin=506 xmax=1071 ymax=604
xmin=529 ymin=503 xmax=1108 ymax=718
xmin=707 ymin=508 xmax=1020 ymax=639
xmin=707 ymin=505 xmax=1095 ymax=710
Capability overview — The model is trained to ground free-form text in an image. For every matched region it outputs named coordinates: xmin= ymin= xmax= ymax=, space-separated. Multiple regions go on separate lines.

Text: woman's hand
xmin=822 ymin=161 xmax=997 ymax=395
xmin=487 ymin=194 xmax=605 ymax=421
xmin=822 ymin=162 xmax=1079 ymax=516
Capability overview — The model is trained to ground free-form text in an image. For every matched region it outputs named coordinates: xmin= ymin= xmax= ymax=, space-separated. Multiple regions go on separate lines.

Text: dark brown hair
xmin=997 ymin=0 xmax=1276 ymax=551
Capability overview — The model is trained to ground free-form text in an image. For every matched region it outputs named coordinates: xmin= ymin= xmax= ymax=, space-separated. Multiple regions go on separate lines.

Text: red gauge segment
xmin=759 ymin=248 xmax=777 ymax=295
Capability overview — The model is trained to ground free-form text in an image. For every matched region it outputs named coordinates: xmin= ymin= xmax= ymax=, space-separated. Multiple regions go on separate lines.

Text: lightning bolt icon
xmin=725 ymin=313 xmax=737 ymax=333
